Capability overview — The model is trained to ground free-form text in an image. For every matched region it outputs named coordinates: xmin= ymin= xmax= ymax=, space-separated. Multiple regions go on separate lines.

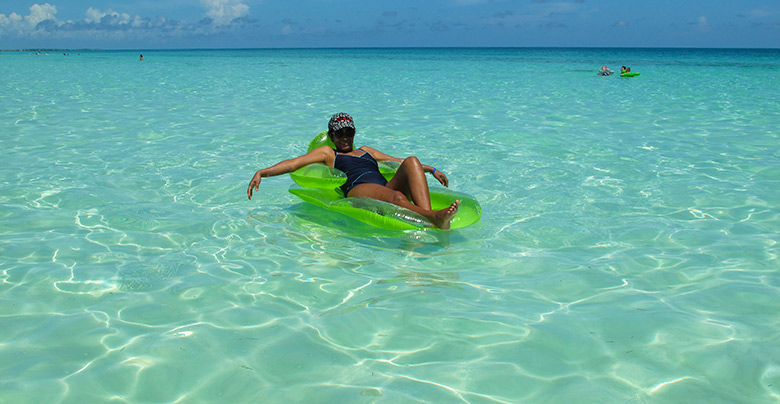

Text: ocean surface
xmin=1 ymin=47 xmax=779 ymax=403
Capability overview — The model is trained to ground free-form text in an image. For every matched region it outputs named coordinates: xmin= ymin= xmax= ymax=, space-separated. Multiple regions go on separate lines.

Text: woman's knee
xmin=401 ymin=156 xmax=423 ymax=171
xmin=398 ymin=156 xmax=423 ymax=173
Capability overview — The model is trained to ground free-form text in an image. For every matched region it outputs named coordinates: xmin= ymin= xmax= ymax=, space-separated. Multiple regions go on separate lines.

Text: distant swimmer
xmin=598 ymin=65 xmax=613 ymax=76
xmin=619 ymin=66 xmax=640 ymax=77
xmin=140 ymin=54 xmax=143 ymax=61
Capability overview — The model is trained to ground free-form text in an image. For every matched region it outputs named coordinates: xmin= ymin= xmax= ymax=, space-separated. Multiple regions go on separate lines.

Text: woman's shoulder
xmin=311 ymin=145 xmax=336 ymax=154
xmin=304 ymin=145 xmax=336 ymax=164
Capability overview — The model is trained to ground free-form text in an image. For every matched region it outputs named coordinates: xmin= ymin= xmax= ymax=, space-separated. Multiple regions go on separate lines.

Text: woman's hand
xmin=247 ymin=171 xmax=262 ymax=200
xmin=433 ymin=170 xmax=449 ymax=187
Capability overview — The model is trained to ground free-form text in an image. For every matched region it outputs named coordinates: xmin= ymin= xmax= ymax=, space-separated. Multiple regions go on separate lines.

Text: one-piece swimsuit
xmin=334 ymin=148 xmax=388 ymax=195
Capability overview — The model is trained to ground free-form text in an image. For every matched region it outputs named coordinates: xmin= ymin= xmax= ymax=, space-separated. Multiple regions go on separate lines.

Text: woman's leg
xmin=347 ymin=183 xmax=459 ymax=230
xmin=385 ymin=156 xmax=432 ymax=210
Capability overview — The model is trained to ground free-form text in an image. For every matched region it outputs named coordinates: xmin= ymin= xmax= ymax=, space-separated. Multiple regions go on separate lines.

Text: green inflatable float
xmin=288 ymin=131 xmax=481 ymax=230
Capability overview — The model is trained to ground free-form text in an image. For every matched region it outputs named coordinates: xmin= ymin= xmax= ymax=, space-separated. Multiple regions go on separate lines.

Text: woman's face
xmin=331 ymin=128 xmax=355 ymax=152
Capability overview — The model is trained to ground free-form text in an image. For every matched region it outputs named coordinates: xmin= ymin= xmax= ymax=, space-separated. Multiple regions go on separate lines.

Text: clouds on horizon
xmin=0 ymin=1 xmax=252 ymax=45
xmin=1 ymin=1 xmax=779 ymax=49
xmin=1 ymin=0 xmax=591 ymax=47
xmin=202 ymin=0 xmax=249 ymax=26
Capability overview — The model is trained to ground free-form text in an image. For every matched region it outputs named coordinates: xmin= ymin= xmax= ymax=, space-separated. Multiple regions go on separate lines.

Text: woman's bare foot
xmin=431 ymin=200 xmax=460 ymax=230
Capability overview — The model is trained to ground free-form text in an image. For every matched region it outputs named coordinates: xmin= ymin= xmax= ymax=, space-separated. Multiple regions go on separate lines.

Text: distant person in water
xmin=140 ymin=54 xmax=143 ymax=61
xmin=247 ymin=113 xmax=460 ymax=229
xmin=599 ymin=65 xmax=613 ymax=76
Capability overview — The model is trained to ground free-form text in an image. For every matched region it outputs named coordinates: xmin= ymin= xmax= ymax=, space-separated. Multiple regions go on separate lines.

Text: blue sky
xmin=1 ymin=0 xmax=778 ymax=49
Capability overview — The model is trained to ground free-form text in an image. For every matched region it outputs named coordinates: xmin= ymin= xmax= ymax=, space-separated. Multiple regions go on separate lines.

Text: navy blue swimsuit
xmin=334 ymin=148 xmax=388 ymax=195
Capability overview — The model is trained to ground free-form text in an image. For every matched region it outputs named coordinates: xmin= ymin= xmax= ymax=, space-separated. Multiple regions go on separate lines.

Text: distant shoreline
xmin=2 ymin=46 xmax=778 ymax=52
xmin=1 ymin=49 xmax=93 ymax=52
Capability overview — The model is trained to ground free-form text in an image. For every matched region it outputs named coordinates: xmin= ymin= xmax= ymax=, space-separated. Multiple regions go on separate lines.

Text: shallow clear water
xmin=1 ymin=48 xmax=779 ymax=403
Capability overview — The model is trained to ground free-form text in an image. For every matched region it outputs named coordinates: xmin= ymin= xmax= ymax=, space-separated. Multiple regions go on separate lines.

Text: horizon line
xmin=3 ymin=45 xmax=779 ymax=52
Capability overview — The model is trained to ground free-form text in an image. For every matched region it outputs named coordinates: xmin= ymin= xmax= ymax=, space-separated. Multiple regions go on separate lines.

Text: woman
xmin=247 ymin=113 xmax=460 ymax=229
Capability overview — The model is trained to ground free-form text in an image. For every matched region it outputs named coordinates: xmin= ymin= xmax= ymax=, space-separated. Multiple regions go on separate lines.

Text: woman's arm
xmin=361 ymin=146 xmax=449 ymax=187
xmin=360 ymin=146 xmax=404 ymax=164
xmin=247 ymin=146 xmax=332 ymax=200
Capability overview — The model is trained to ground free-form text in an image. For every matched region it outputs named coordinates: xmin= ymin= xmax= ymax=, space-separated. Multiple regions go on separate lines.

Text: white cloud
xmin=745 ymin=9 xmax=773 ymax=19
xmin=85 ymin=8 xmax=132 ymax=25
xmin=131 ymin=15 xmax=146 ymax=28
xmin=1 ymin=3 xmax=57 ymax=34
xmin=24 ymin=3 xmax=58 ymax=26
xmin=697 ymin=15 xmax=711 ymax=32
xmin=0 ymin=2 xmax=252 ymax=43
xmin=0 ymin=12 xmax=24 ymax=31
xmin=201 ymin=0 xmax=250 ymax=25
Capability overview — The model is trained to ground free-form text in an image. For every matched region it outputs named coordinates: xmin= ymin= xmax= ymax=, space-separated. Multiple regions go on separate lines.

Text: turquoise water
xmin=1 ymin=47 xmax=779 ymax=403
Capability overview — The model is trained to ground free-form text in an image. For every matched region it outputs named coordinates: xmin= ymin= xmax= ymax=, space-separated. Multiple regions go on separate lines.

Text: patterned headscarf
xmin=328 ymin=113 xmax=355 ymax=133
